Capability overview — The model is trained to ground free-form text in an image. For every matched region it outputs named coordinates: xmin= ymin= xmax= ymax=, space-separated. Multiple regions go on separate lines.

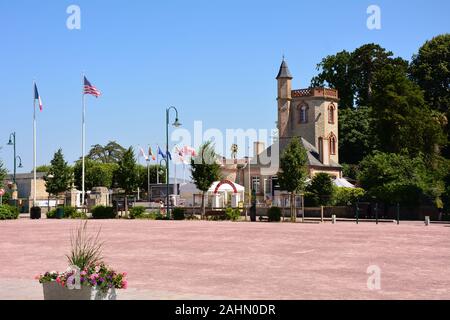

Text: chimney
xmin=254 ymin=141 xmax=266 ymax=158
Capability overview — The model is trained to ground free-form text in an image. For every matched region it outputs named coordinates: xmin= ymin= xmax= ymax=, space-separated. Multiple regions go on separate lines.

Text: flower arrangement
xmin=37 ymin=221 xmax=127 ymax=299
xmin=36 ymin=264 xmax=127 ymax=292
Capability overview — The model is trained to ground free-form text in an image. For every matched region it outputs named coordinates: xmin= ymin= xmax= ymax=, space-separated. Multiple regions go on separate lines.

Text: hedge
xmin=0 ymin=205 xmax=19 ymax=220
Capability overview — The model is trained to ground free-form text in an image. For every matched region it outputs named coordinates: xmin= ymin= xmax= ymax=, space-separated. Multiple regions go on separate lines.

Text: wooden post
xmin=321 ymin=206 xmax=324 ymax=223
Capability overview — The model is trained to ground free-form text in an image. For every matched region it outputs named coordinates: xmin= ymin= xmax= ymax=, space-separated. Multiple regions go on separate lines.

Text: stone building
xmin=220 ymin=59 xmax=343 ymax=203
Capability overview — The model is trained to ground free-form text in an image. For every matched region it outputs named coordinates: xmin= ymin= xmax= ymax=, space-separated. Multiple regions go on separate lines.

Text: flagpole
xmin=33 ymin=80 xmax=37 ymax=207
xmin=81 ymin=73 xmax=86 ymax=207
xmin=156 ymin=146 xmax=160 ymax=185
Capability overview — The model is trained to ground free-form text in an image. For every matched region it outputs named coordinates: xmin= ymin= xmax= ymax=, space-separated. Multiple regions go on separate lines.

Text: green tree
xmin=44 ymin=149 xmax=73 ymax=199
xmin=87 ymin=141 xmax=126 ymax=164
xmin=410 ymin=34 xmax=450 ymax=158
xmin=190 ymin=141 xmax=222 ymax=219
xmin=115 ymin=147 xmax=139 ymax=214
xmin=73 ymin=159 xmax=118 ymax=190
xmin=357 ymin=152 xmax=442 ymax=207
xmin=278 ymin=137 xmax=309 ymax=222
xmin=0 ymin=160 xmax=6 ymax=189
xmin=35 ymin=165 xmax=51 ymax=174
xmin=339 ymin=106 xmax=376 ymax=164
xmin=307 ymin=173 xmax=335 ymax=206
xmin=136 ymin=164 xmax=166 ymax=192
xmin=371 ymin=63 xmax=446 ymax=160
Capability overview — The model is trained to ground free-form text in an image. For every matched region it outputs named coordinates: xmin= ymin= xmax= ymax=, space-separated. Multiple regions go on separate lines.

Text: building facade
xmin=220 ymin=59 xmax=343 ymax=203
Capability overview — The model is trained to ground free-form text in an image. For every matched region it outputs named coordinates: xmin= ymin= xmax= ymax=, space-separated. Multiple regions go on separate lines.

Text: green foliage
xmin=333 ymin=188 xmax=366 ymax=206
xmin=115 ymin=147 xmax=139 ymax=194
xmin=304 ymin=192 xmax=320 ymax=207
xmin=136 ymin=164 xmax=166 ymax=191
xmin=87 ymin=141 xmax=127 ymax=164
xmin=35 ymin=165 xmax=51 ymax=173
xmin=46 ymin=206 xmax=86 ymax=219
xmin=129 ymin=206 xmax=147 ymax=219
xmin=172 ymin=208 xmax=186 ymax=220
xmin=410 ymin=34 xmax=450 ymax=114
xmin=278 ymin=137 xmax=308 ymax=193
xmin=44 ymin=149 xmax=73 ymax=196
xmin=225 ymin=208 xmax=241 ymax=222
xmin=0 ymin=160 xmax=6 ymax=189
xmin=0 ymin=205 xmax=19 ymax=220
xmin=339 ymin=107 xmax=375 ymax=164
xmin=91 ymin=206 xmax=116 ymax=219
xmin=66 ymin=221 xmax=104 ymax=270
xmin=307 ymin=173 xmax=335 ymax=206
xmin=341 ymin=163 xmax=359 ymax=181
xmin=268 ymin=207 xmax=282 ymax=222
xmin=371 ymin=63 xmax=446 ymax=159
xmin=1 ymin=191 xmax=10 ymax=205
xmin=357 ymin=152 xmax=440 ymax=206
xmin=74 ymin=159 xmax=118 ymax=190
xmin=443 ymin=172 xmax=450 ymax=213
xmin=191 ymin=141 xmax=222 ymax=218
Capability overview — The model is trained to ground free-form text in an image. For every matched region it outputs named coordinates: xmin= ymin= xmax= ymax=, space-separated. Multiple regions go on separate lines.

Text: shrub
xmin=333 ymin=187 xmax=366 ymax=206
xmin=46 ymin=206 xmax=87 ymax=219
xmin=0 ymin=205 xmax=19 ymax=220
xmin=225 ymin=208 xmax=241 ymax=221
xmin=129 ymin=206 xmax=147 ymax=219
xmin=172 ymin=208 xmax=186 ymax=220
xmin=304 ymin=192 xmax=320 ymax=207
xmin=91 ymin=206 xmax=116 ymax=219
xmin=46 ymin=209 xmax=57 ymax=219
xmin=268 ymin=207 xmax=282 ymax=222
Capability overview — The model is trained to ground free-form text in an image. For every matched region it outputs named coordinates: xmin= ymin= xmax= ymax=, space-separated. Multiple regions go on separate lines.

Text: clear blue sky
xmin=0 ymin=0 xmax=449 ymax=174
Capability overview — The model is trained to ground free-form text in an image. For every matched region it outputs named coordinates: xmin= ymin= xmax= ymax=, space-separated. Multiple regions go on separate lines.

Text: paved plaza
xmin=0 ymin=219 xmax=449 ymax=300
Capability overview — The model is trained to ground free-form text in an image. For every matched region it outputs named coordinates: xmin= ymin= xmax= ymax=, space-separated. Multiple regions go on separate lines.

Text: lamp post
xmin=165 ymin=106 xmax=182 ymax=219
xmin=7 ymin=132 xmax=23 ymax=184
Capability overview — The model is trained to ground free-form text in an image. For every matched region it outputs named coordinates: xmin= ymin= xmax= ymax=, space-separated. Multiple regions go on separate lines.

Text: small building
xmin=220 ymin=59 xmax=343 ymax=204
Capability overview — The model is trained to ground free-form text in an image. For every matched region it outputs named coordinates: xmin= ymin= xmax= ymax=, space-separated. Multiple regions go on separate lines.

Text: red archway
xmin=214 ymin=180 xmax=238 ymax=194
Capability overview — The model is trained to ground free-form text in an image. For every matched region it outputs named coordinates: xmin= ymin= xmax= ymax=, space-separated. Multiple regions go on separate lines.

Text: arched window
xmin=329 ymin=133 xmax=337 ymax=155
xmin=328 ymin=104 xmax=336 ymax=124
xmin=298 ymin=105 xmax=308 ymax=124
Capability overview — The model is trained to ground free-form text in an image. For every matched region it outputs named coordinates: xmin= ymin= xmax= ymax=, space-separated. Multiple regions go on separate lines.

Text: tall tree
xmin=115 ymin=147 xmax=139 ymax=214
xmin=44 ymin=149 xmax=73 ymax=200
xmin=87 ymin=141 xmax=126 ymax=164
xmin=410 ymin=34 xmax=450 ymax=157
xmin=277 ymin=137 xmax=309 ymax=222
xmin=73 ymin=159 xmax=118 ymax=190
xmin=339 ymin=106 xmax=376 ymax=164
xmin=371 ymin=63 xmax=446 ymax=160
xmin=0 ymin=160 xmax=6 ymax=189
xmin=190 ymin=141 xmax=222 ymax=219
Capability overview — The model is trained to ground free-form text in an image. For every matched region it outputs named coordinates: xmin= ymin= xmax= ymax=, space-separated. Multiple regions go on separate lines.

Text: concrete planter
xmin=43 ymin=282 xmax=117 ymax=300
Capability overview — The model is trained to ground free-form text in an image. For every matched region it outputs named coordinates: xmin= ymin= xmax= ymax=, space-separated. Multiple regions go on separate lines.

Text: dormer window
xmin=328 ymin=104 xmax=336 ymax=124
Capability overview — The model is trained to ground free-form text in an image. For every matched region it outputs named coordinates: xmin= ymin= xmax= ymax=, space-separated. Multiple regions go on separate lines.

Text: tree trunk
xmin=124 ymin=194 xmax=128 ymax=219
xmin=201 ymin=192 xmax=206 ymax=220
xmin=291 ymin=192 xmax=295 ymax=223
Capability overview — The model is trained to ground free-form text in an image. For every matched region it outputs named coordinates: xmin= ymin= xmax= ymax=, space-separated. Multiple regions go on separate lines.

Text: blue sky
xmin=0 ymin=0 xmax=449 ymax=174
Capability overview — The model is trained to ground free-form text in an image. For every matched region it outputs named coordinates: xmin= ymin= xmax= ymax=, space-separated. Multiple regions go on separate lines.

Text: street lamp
xmin=166 ymin=106 xmax=181 ymax=219
xmin=7 ymin=132 xmax=22 ymax=184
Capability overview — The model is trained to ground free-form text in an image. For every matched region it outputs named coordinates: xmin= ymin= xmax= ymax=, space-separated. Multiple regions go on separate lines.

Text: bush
xmin=46 ymin=206 xmax=87 ymax=219
xmin=225 ymin=208 xmax=241 ymax=221
xmin=172 ymin=208 xmax=185 ymax=220
xmin=268 ymin=207 xmax=282 ymax=222
xmin=0 ymin=205 xmax=19 ymax=220
xmin=46 ymin=209 xmax=57 ymax=219
xmin=333 ymin=187 xmax=366 ymax=206
xmin=304 ymin=192 xmax=320 ymax=207
xmin=91 ymin=206 xmax=116 ymax=219
xmin=129 ymin=206 xmax=147 ymax=219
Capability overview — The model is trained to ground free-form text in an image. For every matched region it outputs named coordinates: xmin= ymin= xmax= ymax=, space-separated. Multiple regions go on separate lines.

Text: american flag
xmin=83 ymin=76 xmax=101 ymax=97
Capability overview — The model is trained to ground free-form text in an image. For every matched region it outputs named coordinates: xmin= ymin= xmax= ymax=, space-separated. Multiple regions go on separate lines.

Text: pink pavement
xmin=0 ymin=219 xmax=449 ymax=300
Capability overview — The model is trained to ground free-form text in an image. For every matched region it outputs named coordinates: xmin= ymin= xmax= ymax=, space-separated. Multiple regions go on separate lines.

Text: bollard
xmin=332 ymin=215 xmax=337 ymax=224
xmin=425 ymin=216 xmax=430 ymax=226
xmin=320 ymin=206 xmax=324 ymax=223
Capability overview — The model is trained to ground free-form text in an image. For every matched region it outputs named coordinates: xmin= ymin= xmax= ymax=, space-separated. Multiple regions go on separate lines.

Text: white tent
xmin=333 ymin=178 xmax=356 ymax=188
xmin=208 ymin=181 xmax=245 ymax=193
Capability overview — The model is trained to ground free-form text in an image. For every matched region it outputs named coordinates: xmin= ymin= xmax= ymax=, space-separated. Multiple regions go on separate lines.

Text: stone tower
xmin=276 ymin=58 xmax=293 ymax=151
xmin=276 ymin=59 xmax=340 ymax=167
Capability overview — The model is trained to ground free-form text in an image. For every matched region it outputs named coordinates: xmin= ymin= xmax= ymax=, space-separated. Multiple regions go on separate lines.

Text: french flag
xmin=34 ymin=84 xmax=43 ymax=111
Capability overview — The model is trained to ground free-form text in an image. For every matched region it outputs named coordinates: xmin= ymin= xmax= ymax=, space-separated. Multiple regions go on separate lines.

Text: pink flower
xmin=81 ymin=271 xmax=87 ymax=276
xmin=34 ymin=275 xmax=41 ymax=280
xmin=122 ymin=280 xmax=128 ymax=289
xmin=56 ymin=277 xmax=61 ymax=284
xmin=122 ymin=272 xmax=127 ymax=277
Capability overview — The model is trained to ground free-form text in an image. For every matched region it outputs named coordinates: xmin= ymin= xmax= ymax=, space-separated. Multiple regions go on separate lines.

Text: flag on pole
xmin=183 ymin=146 xmax=197 ymax=157
xmin=149 ymin=147 xmax=156 ymax=161
xmin=158 ymin=146 xmax=167 ymax=160
xmin=83 ymin=76 xmax=101 ymax=97
xmin=139 ymin=147 xmax=148 ymax=161
xmin=167 ymin=151 xmax=172 ymax=161
xmin=34 ymin=84 xmax=43 ymax=111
